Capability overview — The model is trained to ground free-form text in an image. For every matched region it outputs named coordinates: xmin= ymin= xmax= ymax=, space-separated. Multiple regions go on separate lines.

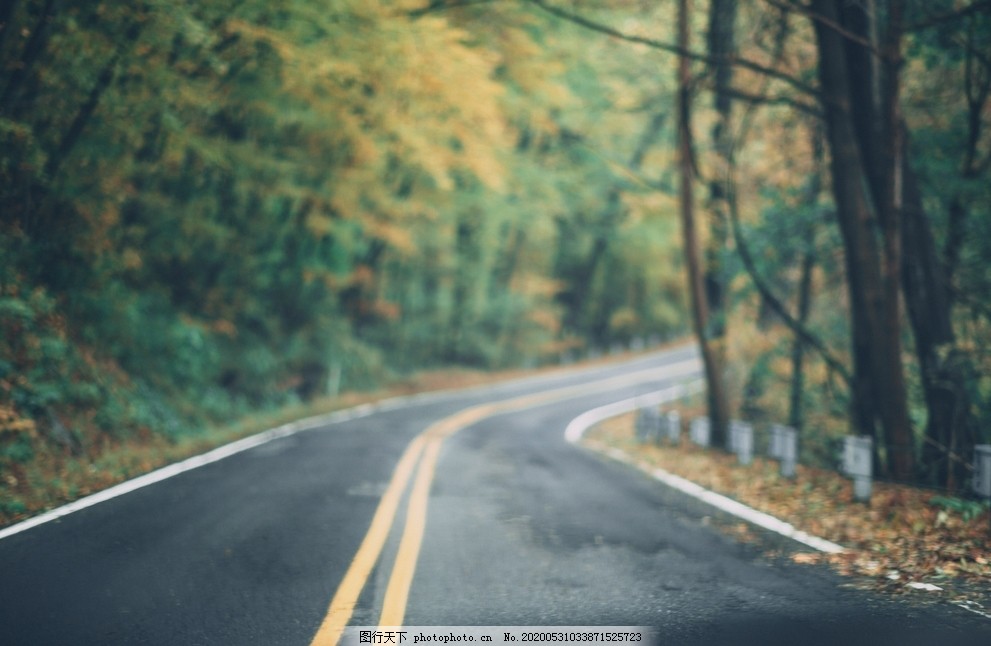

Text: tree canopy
xmin=2 ymin=0 xmax=990 ymax=509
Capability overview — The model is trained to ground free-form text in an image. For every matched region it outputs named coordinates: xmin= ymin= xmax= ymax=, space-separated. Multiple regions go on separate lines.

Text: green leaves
xmin=0 ymin=0 xmax=697 ymax=482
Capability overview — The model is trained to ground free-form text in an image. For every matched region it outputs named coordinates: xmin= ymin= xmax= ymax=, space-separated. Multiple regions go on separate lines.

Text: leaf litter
xmin=585 ymin=413 xmax=991 ymax=615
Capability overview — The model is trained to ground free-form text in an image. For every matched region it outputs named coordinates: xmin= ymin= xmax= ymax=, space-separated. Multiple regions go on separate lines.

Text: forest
xmin=1 ymin=0 xmax=989 ymax=519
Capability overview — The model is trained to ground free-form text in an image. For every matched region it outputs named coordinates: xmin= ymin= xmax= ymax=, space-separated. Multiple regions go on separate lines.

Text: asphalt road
xmin=1 ymin=346 xmax=989 ymax=646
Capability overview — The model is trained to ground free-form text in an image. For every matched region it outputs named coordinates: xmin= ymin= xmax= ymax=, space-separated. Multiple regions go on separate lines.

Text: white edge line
xmin=0 ymin=404 xmax=384 ymax=542
xmin=565 ymin=387 xmax=846 ymax=555
xmin=0 ymin=407 xmax=336 ymax=540
xmin=956 ymin=602 xmax=991 ymax=621
xmin=1 ymin=345 xmax=699 ymax=542
xmin=0 ymin=388 xmax=437 ymax=541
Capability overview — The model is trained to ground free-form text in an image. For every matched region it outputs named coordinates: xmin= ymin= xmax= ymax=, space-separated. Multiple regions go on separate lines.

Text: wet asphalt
xmin=1 ymin=346 xmax=988 ymax=645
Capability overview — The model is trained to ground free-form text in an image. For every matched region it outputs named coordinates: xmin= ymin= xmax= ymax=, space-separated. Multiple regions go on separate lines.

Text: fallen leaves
xmin=586 ymin=413 xmax=991 ymax=609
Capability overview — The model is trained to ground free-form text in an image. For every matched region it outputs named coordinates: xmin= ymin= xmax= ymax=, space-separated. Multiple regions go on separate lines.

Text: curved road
xmin=0 ymin=346 xmax=988 ymax=645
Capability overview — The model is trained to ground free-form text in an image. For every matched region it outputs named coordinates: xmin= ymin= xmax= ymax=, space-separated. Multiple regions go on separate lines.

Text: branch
xmin=733 ymin=6 xmax=793 ymax=147
xmin=724 ymin=87 xmax=821 ymax=118
xmin=45 ymin=53 xmax=121 ymax=179
xmin=728 ymin=197 xmax=853 ymax=387
xmin=45 ymin=19 xmax=145 ymax=179
xmin=526 ymin=0 xmax=820 ymax=99
xmin=761 ymin=0 xmax=884 ymax=58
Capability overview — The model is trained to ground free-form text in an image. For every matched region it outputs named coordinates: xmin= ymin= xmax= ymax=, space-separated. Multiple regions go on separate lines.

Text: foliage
xmin=2 ymin=0 xmax=989 ymax=518
xmin=0 ymin=0 xmax=688 ymax=509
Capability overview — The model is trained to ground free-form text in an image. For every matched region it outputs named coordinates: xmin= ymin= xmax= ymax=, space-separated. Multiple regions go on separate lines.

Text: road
xmin=1 ymin=346 xmax=988 ymax=645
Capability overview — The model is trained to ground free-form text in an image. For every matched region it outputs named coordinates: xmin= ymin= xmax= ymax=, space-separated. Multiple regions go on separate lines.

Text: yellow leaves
xmin=305 ymin=212 xmax=336 ymax=239
xmin=527 ymin=307 xmax=562 ymax=335
xmin=234 ymin=1 xmax=511 ymax=203
xmin=210 ymin=319 xmax=237 ymax=338
xmin=368 ymin=299 xmax=401 ymax=322
xmin=496 ymin=25 xmax=571 ymax=109
xmin=0 ymin=405 xmax=37 ymax=436
xmin=121 ymin=248 xmax=143 ymax=271
xmin=365 ymin=218 xmax=416 ymax=256
xmin=512 ymin=273 xmax=562 ymax=299
xmin=791 ymin=552 xmax=823 ymax=565
xmin=609 ymin=307 xmax=640 ymax=335
xmin=588 ymin=412 xmax=991 ymax=602
xmin=621 ymin=187 xmax=678 ymax=224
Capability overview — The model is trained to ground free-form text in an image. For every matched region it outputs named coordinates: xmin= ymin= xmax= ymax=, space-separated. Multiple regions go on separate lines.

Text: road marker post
xmin=690 ymin=416 xmax=710 ymax=447
xmin=842 ymin=436 xmax=873 ymax=503
xmin=635 ymin=407 xmax=661 ymax=444
xmin=665 ymin=411 xmax=681 ymax=445
xmin=730 ymin=420 xmax=754 ymax=466
xmin=973 ymin=445 xmax=991 ymax=533
xmin=769 ymin=424 xmax=798 ymax=479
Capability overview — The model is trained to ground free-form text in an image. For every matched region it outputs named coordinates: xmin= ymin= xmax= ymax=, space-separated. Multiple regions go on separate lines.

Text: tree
xmin=808 ymin=0 xmax=916 ymax=479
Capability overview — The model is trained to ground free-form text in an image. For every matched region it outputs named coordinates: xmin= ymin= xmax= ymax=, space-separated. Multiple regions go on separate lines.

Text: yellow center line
xmin=378 ymin=437 xmax=443 ymax=627
xmin=309 ymin=435 xmax=426 ymax=646
xmin=310 ymin=358 xmax=701 ymax=645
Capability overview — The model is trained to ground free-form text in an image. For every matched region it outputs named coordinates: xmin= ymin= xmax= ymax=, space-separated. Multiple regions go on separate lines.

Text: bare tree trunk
xmin=703 ymin=0 xmax=737 ymax=446
xmin=902 ymin=137 xmax=974 ymax=488
xmin=908 ymin=25 xmax=987 ymax=488
xmin=788 ymin=243 xmax=815 ymax=430
xmin=679 ymin=0 xmax=730 ymax=445
xmin=810 ymin=0 xmax=915 ymax=480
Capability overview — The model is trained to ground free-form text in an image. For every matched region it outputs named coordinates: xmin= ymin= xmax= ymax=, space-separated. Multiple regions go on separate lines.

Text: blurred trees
xmin=0 ymin=0 xmax=686 ymax=475
xmin=1 ymin=0 xmax=989 ymax=491
xmin=526 ymin=0 xmax=991 ymax=485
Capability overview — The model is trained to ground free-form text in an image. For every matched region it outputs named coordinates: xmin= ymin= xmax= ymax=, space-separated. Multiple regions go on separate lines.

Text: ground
xmin=583 ymin=411 xmax=991 ymax=618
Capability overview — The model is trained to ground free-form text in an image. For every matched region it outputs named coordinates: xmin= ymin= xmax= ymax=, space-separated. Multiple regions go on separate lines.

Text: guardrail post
xmin=769 ymin=424 xmax=798 ymax=478
xmin=666 ymin=411 xmax=681 ymax=445
xmin=730 ymin=420 xmax=754 ymax=465
xmin=656 ymin=410 xmax=669 ymax=445
xmin=974 ymin=444 xmax=991 ymax=498
xmin=842 ymin=436 xmax=873 ymax=502
xmin=976 ymin=445 xmax=991 ymax=533
xmin=635 ymin=407 xmax=655 ymax=443
xmin=690 ymin=416 xmax=710 ymax=447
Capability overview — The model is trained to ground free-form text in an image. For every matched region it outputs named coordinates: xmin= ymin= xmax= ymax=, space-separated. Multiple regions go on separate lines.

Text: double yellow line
xmin=310 ymin=359 xmax=700 ymax=645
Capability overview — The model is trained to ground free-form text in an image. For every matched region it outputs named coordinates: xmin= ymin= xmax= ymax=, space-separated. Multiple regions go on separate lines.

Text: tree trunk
xmin=901 ymin=136 xmax=974 ymax=488
xmin=703 ymin=0 xmax=738 ymax=447
xmin=907 ymin=25 xmax=988 ymax=488
xmin=788 ymin=124 xmax=825 ymax=431
xmin=679 ymin=0 xmax=730 ymax=445
xmin=788 ymin=244 xmax=815 ymax=431
xmin=810 ymin=0 xmax=915 ymax=480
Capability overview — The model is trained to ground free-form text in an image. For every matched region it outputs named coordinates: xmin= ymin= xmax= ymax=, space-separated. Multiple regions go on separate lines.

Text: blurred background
xmin=1 ymin=0 xmax=989 ymax=520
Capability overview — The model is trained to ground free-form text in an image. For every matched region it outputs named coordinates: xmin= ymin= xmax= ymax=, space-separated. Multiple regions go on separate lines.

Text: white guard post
xmin=666 ymin=411 xmax=681 ymax=445
xmin=635 ymin=407 xmax=660 ymax=444
xmin=974 ymin=445 xmax=991 ymax=498
xmin=842 ymin=435 xmax=873 ymax=503
xmin=770 ymin=424 xmax=798 ymax=479
xmin=975 ymin=445 xmax=991 ymax=533
xmin=690 ymin=416 xmax=710 ymax=448
xmin=730 ymin=420 xmax=754 ymax=466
